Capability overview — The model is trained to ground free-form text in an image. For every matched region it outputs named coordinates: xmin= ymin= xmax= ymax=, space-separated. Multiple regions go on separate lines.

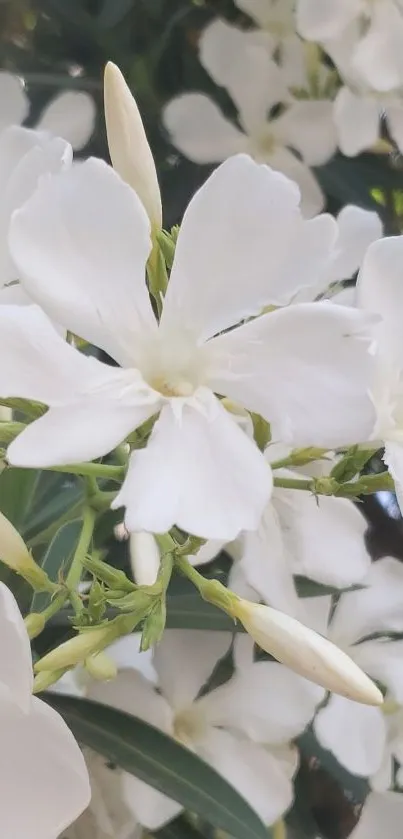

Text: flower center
xmin=140 ymin=327 xmax=209 ymax=398
xmin=173 ymin=706 xmax=207 ymax=747
xmin=249 ymin=127 xmax=277 ymax=162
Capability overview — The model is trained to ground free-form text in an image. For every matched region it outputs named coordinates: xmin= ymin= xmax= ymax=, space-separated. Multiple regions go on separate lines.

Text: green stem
xmin=66 ymin=507 xmax=96 ymax=591
xmin=175 ymin=555 xmax=238 ymax=616
xmin=273 ymin=477 xmax=313 ymax=491
xmin=45 ymin=462 xmax=125 ymax=481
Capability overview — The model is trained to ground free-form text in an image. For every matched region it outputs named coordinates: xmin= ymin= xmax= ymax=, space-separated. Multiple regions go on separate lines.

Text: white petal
xmin=334 ymin=88 xmax=380 ymax=157
xmin=36 ymin=90 xmax=96 ymax=149
xmin=352 ymin=638 xmax=403 ymax=703
xmin=348 ymin=792 xmax=403 ymax=839
xmin=153 ymin=630 xmax=232 ymax=710
xmin=0 ymin=694 xmax=90 ymax=839
xmin=163 ymin=94 xmax=246 ymax=163
xmin=10 ymin=158 xmax=155 ymax=367
xmin=0 ymin=583 xmax=33 ymax=711
xmin=273 ymin=101 xmax=337 ymax=166
xmin=0 ymin=283 xmax=31 ymax=305
xmin=239 ymin=505 xmax=303 ymax=617
xmin=107 ymin=634 xmax=157 ymax=684
xmin=201 ymin=661 xmax=323 ymax=743
xmin=113 ymin=393 xmax=272 ymax=540
xmin=68 ymin=749 xmax=141 ymax=839
xmin=200 ymin=20 xmax=287 ymax=133
xmin=330 ymin=558 xmax=403 ymax=646
xmin=86 ymin=669 xmax=173 ymax=732
xmin=0 ymin=304 xmax=106 ymax=405
xmin=0 ymin=126 xmax=72 ymax=285
xmin=275 ymin=484 xmax=371 ymax=588
xmin=314 ymin=695 xmax=386 ymax=776
xmin=162 ymin=154 xmax=336 ymax=339
xmin=121 ymin=772 xmax=182 ymax=831
xmin=296 ymin=0 xmax=362 ymax=40
xmin=353 ymin=2 xmax=403 ymax=92
xmin=7 ymin=369 xmax=161 ymax=467
xmin=267 ymin=146 xmax=325 ymax=217
xmin=199 ymin=728 xmax=293 ymax=825
xmin=0 ymin=71 xmax=29 ymax=129
xmin=386 ymin=103 xmax=403 ymax=153
xmin=328 ymin=205 xmax=383 ymax=282
xmin=208 ymin=302 xmax=376 ymax=448
xmin=357 ymin=236 xmax=403 ymax=364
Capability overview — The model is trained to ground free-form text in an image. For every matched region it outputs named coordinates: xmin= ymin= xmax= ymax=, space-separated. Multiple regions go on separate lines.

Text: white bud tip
xmin=236 ymin=600 xmax=383 ymax=706
xmin=104 ymin=61 xmax=162 ymax=229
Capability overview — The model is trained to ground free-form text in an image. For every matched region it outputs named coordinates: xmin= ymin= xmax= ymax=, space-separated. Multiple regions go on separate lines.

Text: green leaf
xmin=31 ymin=519 xmax=82 ymax=612
xmin=166 ymin=593 xmax=240 ymax=631
xmin=24 ymin=477 xmax=84 ymax=544
xmin=0 ymin=467 xmax=38 ymax=529
xmin=295 ymin=577 xmax=363 ymax=598
xmin=46 ymin=694 xmax=268 ymax=839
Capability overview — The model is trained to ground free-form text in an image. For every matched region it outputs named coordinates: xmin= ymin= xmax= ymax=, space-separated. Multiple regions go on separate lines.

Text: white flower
xmin=312 ymin=558 xmax=403 ymax=777
xmin=85 ymin=630 xmax=323 ymax=828
xmin=297 ymin=0 xmax=403 ymax=94
xmin=164 ymin=20 xmax=337 ymax=217
xmin=0 ymin=581 xmax=90 ymax=838
xmin=237 ymin=443 xmax=372 ymax=618
xmin=0 ymin=70 xmax=95 ymax=150
xmin=322 ymin=27 xmax=403 ymax=157
xmin=356 ymin=235 xmax=403 ymax=511
xmin=5 ymin=154 xmax=375 ymax=538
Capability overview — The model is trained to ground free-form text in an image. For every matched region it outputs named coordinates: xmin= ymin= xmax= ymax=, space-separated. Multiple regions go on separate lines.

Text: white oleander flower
xmin=164 ymin=20 xmax=337 ymax=216
xmin=85 ymin=630 xmax=323 ymax=828
xmin=355 ymin=235 xmax=403 ymax=513
xmin=0 ymin=581 xmax=90 ymax=838
xmin=0 ymin=70 xmax=95 ymax=150
xmin=297 ymin=0 xmax=403 ymax=94
xmin=319 ymin=26 xmax=403 ymax=156
xmin=236 ymin=442 xmax=372 ymax=618
xmin=3 ymin=154 xmax=376 ymax=538
xmin=311 ymin=558 xmax=403 ymax=778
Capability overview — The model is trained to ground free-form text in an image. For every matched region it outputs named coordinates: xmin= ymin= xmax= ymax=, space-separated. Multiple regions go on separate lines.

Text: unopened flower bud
xmin=104 ymin=61 xmax=162 ymax=230
xmin=234 ymin=599 xmax=383 ymax=706
xmin=24 ymin=612 xmax=46 ymax=639
xmin=85 ymin=651 xmax=117 ymax=681
xmin=35 ymin=625 xmax=114 ymax=672
xmin=129 ymin=531 xmax=160 ymax=586
xmin=0 ymin=511 xmax=53 ymax=591
xmin=33 ymin=667 xmax=68 ymax=693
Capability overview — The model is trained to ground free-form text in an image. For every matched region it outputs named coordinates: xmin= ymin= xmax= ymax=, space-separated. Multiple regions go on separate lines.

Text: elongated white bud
xmin=235 ymin=599 xmax=383 ymax=706
xmin=104 ymin=61 xmax=162 ymax=229
xmin=129 ymin=531 xmax=160 ymax=586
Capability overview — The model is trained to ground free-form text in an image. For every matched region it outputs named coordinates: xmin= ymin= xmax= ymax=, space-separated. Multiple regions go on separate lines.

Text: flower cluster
xmin=1 ymin=53 xmax=403 ymax=839
xmin=163 ymin=0 xmax=403 ymax=215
